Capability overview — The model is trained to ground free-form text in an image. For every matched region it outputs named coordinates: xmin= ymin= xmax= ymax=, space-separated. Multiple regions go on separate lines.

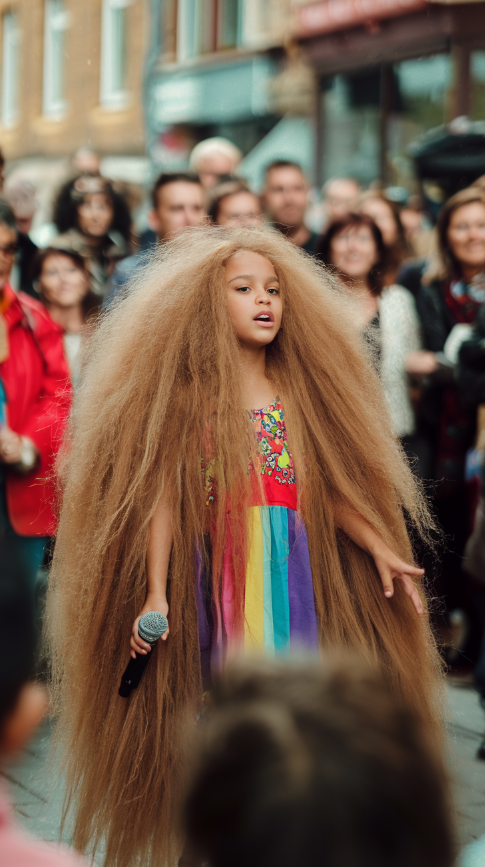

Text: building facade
xmin=147 ymin=0 xmax=485 ymax=197
xmin=294 ymin=0 xmax=485 ymax=191
xmin=144 ymin=0 xmax=296 ymax=186
xmin=0 ymin=0 xmax=147 ymax=184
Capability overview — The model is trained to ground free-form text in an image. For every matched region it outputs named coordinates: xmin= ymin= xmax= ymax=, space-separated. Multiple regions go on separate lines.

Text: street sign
xmin=298 ymin=0 xmax=429 ymax=36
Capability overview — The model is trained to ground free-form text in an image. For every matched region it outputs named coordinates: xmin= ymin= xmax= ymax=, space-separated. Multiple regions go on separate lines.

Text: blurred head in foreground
xmin=0 ymin=579 xmax=46 ymax=758
xmin=184 ymin=658 xmax=453 ymax=867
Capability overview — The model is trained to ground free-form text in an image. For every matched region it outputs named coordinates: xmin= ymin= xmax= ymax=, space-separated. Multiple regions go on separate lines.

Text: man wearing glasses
xmin=0 ymin=199 xmax=70 ymax=595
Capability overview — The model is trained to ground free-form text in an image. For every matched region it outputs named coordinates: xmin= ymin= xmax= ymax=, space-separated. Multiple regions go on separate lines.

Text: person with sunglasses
xmin=0 ymin=199 xmax=71 ymax=595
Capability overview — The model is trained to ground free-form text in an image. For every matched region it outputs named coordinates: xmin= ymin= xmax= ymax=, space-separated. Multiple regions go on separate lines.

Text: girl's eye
xmin=267 ymin=287 xmax=279 ymax=295
xmin=236 ymin=285 xmax=251 ymax=292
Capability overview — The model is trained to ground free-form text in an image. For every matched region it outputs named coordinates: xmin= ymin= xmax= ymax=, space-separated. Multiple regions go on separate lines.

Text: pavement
xmin=2 ymin=681 xmax=485 ymax=864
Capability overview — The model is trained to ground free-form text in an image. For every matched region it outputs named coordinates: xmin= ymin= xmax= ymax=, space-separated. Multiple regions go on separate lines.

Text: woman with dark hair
xmin=51 ymin=174 xmax=132 ymax=295
xmin=318 ymin=213 xmax=422 ymax=446
xmin=359 ymin=192 xmax=411 ymax=286
xmin=206 ymin=179 xmax=263 ymax=227
xmin=32 ymin=247 xmax=100 ymax=387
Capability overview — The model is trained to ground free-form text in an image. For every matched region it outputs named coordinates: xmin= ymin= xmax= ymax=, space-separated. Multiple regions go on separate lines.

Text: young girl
xmin=47 ymin=226 xmax=442 ymax=867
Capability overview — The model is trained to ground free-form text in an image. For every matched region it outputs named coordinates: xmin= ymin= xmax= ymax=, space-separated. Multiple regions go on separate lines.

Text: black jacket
xmin=457 ymin=304 xmax=485 ymax=409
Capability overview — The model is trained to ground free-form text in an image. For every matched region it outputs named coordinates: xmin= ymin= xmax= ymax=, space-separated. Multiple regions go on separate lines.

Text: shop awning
xmin=146 ymin=56 xmax=277 ymax=130
xmin=298 ymin=0 xmax=429 ymax=36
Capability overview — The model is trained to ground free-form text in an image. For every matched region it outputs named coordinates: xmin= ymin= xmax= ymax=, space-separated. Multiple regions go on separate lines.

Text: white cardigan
xmin=378 ymin=284 xmax=423 ymax=438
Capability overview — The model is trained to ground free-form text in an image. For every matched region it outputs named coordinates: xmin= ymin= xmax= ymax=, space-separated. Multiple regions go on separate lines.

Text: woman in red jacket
xmin=0 ymin=199 xmax=71 ymax=591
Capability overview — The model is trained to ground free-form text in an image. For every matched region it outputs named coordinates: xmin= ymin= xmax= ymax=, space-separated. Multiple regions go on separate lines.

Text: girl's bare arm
xmin=130 ymin=496 xmax=173 ymax=657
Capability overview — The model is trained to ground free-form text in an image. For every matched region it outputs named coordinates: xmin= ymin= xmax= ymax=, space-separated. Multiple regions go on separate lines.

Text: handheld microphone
xmin=119 ymin=611 xmax=168 ymax=698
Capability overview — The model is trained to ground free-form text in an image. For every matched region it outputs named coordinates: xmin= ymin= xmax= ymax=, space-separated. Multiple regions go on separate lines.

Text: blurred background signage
xmin=299 ymin=0 xmax=429 ymax=35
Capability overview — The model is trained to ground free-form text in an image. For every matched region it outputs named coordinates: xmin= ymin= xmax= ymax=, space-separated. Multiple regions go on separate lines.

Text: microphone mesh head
xmin=138 ymin=611 xmax=168 ymax=643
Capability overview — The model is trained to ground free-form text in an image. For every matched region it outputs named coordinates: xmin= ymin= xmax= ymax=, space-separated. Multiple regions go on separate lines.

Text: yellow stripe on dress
xmin=244 ymin=507 xmax=265 ymax=652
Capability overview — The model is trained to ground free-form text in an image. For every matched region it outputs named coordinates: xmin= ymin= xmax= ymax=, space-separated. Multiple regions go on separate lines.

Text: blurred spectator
xmin=184 ymin=658 xmax=453 ymax=867
xmin=0 ymin=148 xmax=4 ymax=193
xmin=407 ymin=188 xmax=485 ymax=633
xmin=318 ymin=213 xmax=422 ymax=446
xmin=51 ymin=174 xmax=131 ymax=295
xmin=322 ymin=177 xmax=361 ymax=227
xmin=207 ymin=179 xmax=263 ymax=227
xmin=360 ymin=192 xmax=411 ymax=286
xmin=262 ymin=160 xmax=318 ymax=254
xmin=0 ymin=199 xmax=70 ymax=592
xmin=32 ymin=247 xmax=100 ymax=388
xmin=3 ymin=177 xmax=39 ymax=298
xmin=189 ymin=138 xmax=243 ymax=189
xmin=3 ymin=177 xmax=37 ymax=236
xmin=0 ymin=576 xmax=88 ymax=867
xmin=456 ymin=307 xmax=485 ymax=738
xmin=71 ymin=145 xmax=101 ymax=177
xmin=400 ymin=194 xmax=433 ymax=260
xmin=106 ymin=171 xmax=205 ymax=304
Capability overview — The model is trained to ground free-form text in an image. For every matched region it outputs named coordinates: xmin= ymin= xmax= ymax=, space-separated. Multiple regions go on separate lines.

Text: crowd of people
xmin=0 ymin=134 xmax=485 ymax=866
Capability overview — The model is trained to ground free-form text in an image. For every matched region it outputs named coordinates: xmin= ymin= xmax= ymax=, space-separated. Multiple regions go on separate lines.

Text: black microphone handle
xmin=119 ymin=646 xmax=153 ymax=698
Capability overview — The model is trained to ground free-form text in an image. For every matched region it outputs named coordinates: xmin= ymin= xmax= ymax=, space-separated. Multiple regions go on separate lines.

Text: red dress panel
xmin=0 ymin=284 xmax=71 ymax=536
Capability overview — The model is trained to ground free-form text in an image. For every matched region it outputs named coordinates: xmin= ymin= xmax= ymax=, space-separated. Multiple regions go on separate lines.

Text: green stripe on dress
xmin=268 ymin=506 xmax=290 ymax=652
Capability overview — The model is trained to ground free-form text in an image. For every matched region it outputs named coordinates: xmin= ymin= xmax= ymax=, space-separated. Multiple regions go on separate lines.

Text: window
xmin=387 ymin=54 xmax=452 ymax=188
xmin=177 ymin=0 xmax=242 ymax=61
xmin=1 ymin=11 xmax=20 ymax=128
xmin=471 ymin=51 xmax=485 ymax=121
xmin=218 ymin=0 xmax=241 ymax=49
xmin=43 ymin=0 xmax=69 ymax=118
xmin=100 ymin=0 xmax=131 ymax=108
xmin=322 ymin=72 xmax=381 ymax=186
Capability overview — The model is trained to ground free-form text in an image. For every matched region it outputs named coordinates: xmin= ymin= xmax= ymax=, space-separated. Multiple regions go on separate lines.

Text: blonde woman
xmin=48 ymin=226 xmax=444 ymax=867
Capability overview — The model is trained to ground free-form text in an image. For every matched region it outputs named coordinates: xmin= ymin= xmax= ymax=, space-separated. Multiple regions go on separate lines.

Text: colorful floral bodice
xmin=251 ymin=398 xmax=295 ymax=487
xmin=203 ymin=398 xmax=297 ymax=511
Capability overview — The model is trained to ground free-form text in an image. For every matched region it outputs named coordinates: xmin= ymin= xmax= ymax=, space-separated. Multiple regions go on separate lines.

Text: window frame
xmin=43 ymin=0 xmax=69 ymax=119
xmin=1 ymin=9 xmax=20 ymax=129
xmin=100 ymin=0 xmax=131 ymax=110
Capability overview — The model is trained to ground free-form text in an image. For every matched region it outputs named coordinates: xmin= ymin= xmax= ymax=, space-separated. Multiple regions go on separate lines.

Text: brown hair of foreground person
xmin=184 ymin=659 xmax=454 ymax=867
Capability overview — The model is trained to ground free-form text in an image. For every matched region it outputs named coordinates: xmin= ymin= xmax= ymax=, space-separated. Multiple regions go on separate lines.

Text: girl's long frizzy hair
xmin=46 ymin=226 xmax=444 ymax=867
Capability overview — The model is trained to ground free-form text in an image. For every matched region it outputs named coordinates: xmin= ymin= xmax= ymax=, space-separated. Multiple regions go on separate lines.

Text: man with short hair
xmin=106 ymin=172 xmax=206 ymax=304
xmin=189 ymin=137 xmax=243 ymax=189
xmin=322 ymin=177 xmax=361 ymax=226
xmin=261 ymin=160 xmax=318 ymax=254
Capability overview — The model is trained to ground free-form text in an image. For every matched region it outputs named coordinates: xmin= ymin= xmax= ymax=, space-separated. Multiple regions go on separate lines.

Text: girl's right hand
xmin=130 ymin=596 xmax=169 ymax=659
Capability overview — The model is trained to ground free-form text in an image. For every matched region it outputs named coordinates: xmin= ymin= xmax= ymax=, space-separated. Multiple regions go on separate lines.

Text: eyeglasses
xmin=0 ymin=244 xmax=17 ymax=256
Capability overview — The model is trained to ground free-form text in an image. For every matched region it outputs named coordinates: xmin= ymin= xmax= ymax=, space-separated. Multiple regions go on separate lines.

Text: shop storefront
xmin=297 ymin=0 xmax=485 ymax=189
xmin=144 ymin=53 xmax=281 ymax=174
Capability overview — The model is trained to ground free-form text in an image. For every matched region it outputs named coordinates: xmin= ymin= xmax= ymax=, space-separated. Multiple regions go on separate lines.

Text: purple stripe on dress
xmin=287 ymin=510 xmax=319 ymax=650
xmin=196 ymin=549 xmax=214 ymax=689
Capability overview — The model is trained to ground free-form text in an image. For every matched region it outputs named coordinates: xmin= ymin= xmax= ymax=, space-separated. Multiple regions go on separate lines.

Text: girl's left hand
xmin=372 ymin=542 xmax=425 ymax=616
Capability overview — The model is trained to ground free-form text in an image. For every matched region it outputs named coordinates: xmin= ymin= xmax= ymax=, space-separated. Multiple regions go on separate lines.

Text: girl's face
xmin=447 ymin=202 xmax=485 ymax=270
xmin=360 ymin=197 xmax=398 ymax=246
xmin=330 ymin=224 xmax=379 ymax=283
xmin=225 ymin=250 xmax=282 ymax=349
xmin=77 ymin=193 xmax=114 ymax=238
xmin=40 ymin=253 xmax=89 ymax=308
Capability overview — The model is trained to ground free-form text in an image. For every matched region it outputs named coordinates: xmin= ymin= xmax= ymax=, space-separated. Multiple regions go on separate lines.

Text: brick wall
xmin=0 ymin=0 xmax=147 ymax=161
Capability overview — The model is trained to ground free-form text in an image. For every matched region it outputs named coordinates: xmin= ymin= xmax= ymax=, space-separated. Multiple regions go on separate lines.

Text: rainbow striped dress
xmin=197 ymin=399 xmax=319 ymax=686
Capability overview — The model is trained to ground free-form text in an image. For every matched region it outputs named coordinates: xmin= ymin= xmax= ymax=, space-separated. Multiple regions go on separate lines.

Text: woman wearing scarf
xmin=407 ymin=187 xmax=485 ymax=649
